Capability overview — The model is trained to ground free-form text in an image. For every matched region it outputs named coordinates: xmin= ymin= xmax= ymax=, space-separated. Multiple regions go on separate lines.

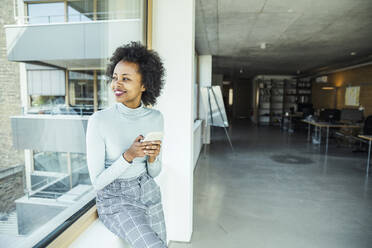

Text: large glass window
xmin=97 ymin=0 xmax=141 ymax=20
xmin=2 ymin=0 xmax=147 ymax=246
xmin=27 ymin=68 xmax=67 ymax=114
xmin=32 ymin=150 xmax=90 ymax=194
xmin=68 ymin=71 xmax=94 ymax=115
xmin=33 ymin=151 xmax=68 ymax=174
xmin=31 ymin=150 xmax=69 ymax=198
xmin=27 ymin=2 xmax=65 ymax=24
xmin=67 ymin=0 xmax=93 ymax=22
xmin=28 ymin=70 xmax=109 ymax=114
xmin=21 ymin=149 xmax=92 ymax=236
xmin=27 ymin=0 xmax=143 ymax=24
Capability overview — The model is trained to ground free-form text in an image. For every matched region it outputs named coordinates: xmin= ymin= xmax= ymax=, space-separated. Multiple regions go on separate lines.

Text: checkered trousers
xmin=96 ymin=172 xmax=167 ymax=248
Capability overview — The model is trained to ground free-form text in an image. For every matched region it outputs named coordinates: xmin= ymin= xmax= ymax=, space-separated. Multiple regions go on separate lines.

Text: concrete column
xmin=152 ymin=0 xmax=195 ymax=242
xmin=199 ymin=55 xmax=212 ymax=85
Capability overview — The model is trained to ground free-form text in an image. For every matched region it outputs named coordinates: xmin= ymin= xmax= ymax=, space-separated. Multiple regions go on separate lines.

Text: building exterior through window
xmin=0 ymin=0 xmax=147 ymax=247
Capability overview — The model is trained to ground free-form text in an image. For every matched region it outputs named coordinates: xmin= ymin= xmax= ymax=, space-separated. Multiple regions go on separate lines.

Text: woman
xmin=86 ymin=41 xmax=167 ymax=248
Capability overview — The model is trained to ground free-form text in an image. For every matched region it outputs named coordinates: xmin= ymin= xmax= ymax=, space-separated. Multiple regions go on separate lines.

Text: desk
xmin=302 ymin=120 xmax=360 ymax=153
xmin=358 ymin=135 xmax=372 ymax=175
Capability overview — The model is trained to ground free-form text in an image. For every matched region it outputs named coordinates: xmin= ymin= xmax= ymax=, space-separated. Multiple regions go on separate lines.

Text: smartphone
xmin=142 ymin=131 xmax=163 ymax=142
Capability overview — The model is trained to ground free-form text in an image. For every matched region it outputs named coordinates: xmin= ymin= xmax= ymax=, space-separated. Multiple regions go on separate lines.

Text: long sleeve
xmin=86 ymin=114 xmax=132 ymax=191
xmin=147 ymin=147 xmax=162 ymax=178
xmin=147 ymin=113 xmax=164 ymax=178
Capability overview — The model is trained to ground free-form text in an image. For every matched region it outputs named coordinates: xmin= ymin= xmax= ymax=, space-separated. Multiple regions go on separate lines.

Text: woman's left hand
xmin=142 ymin=140 xmax=161 ymax=163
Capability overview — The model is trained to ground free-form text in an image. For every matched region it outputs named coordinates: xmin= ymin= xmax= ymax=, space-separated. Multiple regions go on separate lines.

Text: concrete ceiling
xmin=196 ymin=0 xmax=372 ymax=78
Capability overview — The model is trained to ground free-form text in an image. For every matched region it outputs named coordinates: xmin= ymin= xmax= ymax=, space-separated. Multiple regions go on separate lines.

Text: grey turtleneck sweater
xmin=86 ymin=100 xmax=164 ymax=191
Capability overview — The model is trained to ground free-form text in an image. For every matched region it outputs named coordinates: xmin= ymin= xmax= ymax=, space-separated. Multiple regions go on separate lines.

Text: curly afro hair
xmin=106 ymin=41 xmax=165 ymax=106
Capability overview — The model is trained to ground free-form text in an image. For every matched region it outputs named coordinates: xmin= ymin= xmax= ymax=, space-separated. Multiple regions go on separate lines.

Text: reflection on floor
xmin=170 ymin=119 xmax=372 ymax=248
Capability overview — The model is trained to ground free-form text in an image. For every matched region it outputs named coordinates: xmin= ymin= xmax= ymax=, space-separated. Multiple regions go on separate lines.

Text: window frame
xmin=34 ymin=198 xmax=97 ymax=248
xmin=25 ymin=1 xmax=68 ymax=24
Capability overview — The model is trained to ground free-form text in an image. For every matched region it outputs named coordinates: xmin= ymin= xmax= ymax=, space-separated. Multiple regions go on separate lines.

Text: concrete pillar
xmin=152 ymin=0 xmax=195 ymax=242
xmin=199 ymin=55 xmax=212 ymax=85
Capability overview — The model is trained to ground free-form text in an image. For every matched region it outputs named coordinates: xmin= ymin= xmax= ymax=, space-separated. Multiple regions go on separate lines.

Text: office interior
xmin=174 ymin=0 xmax=372 ymax=247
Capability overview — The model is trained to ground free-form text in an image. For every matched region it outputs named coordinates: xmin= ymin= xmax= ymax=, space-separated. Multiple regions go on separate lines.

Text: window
xmin=11 ymin=150 xmax=93 ymax=236
xmin=27 ymin=2 xmax=65 ymax=24
xmin=97 ymin=0 xmax=141 ymax=20
xmin=27 ymin=68 xmax=66 ymax=114
xmin=68 ymin=71 xmax=94 ymax=115
xmin=2 ymin=0 xmax=147 ymax=246
xmin=27 ymin=0 xmax=143 ymax=24
xmin=27 ymin=69 xmax=110 ymax=115
xmin=32 ymin=150 xmax=90 ymax=194
xmin=67 ymin=0 xmax=93 ymax=22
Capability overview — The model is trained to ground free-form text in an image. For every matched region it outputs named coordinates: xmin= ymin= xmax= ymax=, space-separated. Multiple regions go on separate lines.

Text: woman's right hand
xmin=123 ymin=135 xmax=146 ymax=163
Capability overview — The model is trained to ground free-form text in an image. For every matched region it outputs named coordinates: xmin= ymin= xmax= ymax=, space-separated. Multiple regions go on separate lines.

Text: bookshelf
xmin=256 ymin=75 xmax=311 ymax=126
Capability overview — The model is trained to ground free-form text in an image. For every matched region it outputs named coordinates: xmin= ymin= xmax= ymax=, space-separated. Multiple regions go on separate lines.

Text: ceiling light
xmin=239 ymin=69 xmax=243 ymax=74
xmin=350 ymin=52 xmax=356 ymax=56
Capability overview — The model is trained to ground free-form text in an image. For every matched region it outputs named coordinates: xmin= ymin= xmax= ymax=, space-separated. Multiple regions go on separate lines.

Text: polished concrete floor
xmin=170 ymin=119 xmax=372 ymax=248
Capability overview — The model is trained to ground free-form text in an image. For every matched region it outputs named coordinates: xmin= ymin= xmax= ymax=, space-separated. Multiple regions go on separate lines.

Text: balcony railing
xmin=5 ymin=14 xmax=144 ymax=66
xmin=17 ymin=10 xmax=140 ymax=25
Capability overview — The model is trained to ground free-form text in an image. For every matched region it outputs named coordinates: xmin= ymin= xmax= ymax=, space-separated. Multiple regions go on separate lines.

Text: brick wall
xmin=0 ymin=0 xmax=26 ymax=214
xmin=0 ymin=0 xmax=25 ymax=169
xmin=0 ymin=165 xmax=25 ymax=214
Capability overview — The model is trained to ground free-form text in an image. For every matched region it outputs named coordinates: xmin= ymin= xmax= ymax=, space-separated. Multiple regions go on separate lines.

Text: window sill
xmin=46 ymin=204 xmax=98 ymax=248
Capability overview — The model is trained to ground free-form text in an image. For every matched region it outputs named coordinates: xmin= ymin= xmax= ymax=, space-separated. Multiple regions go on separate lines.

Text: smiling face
xmin=110 ymin=60 xmax=146 ymax=108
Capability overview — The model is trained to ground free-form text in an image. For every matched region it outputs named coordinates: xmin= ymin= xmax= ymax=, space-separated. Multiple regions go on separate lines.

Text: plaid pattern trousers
xmin=96 ymin=172 xmax=167 ymax=248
